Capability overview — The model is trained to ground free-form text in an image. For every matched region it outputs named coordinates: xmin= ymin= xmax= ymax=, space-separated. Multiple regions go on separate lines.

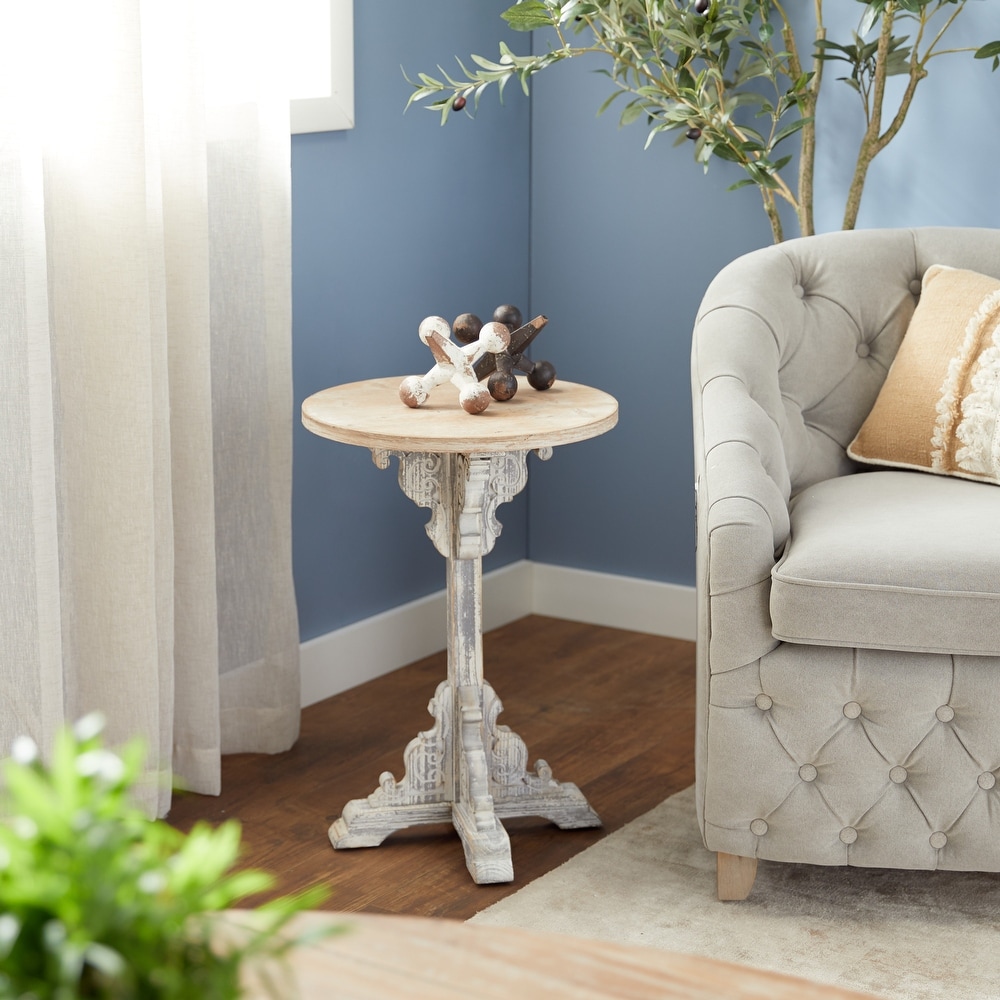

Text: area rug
xmin=469 ymin=787 xmax=1000 ymax=1000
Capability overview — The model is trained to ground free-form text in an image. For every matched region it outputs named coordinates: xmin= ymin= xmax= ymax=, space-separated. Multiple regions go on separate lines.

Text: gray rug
xmin=469 ymin=787 xmax=1000 ymax=999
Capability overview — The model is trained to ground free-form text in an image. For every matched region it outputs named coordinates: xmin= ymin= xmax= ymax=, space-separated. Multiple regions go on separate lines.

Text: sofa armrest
xmin=693 ymin=317 xmax=792 ymax=672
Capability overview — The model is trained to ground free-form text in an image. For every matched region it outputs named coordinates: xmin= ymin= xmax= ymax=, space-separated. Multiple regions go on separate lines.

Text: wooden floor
xmin=168 ymin=615 xmax=696 ymax=921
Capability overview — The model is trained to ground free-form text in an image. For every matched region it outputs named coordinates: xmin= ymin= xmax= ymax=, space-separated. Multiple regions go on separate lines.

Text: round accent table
xmin=301 ymin=376 xmax=618 ymax=884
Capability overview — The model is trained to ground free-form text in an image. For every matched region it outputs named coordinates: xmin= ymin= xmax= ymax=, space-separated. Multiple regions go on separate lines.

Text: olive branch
xmin=406 ymin=0 xmax=1000 ymax=243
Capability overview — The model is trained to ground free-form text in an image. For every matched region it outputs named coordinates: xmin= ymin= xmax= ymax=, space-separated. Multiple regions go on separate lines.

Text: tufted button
xmin=936 ymin=705 xmax=955 ymax=723
xmin=792 ymin=284 xmax=805 ymax=299
xmin=979 ymin=772 xmax=996 ymax=790
xmin=755 ymin=693 xmax=773 ymax=711
xmin=843 ymin=701 xmax=862 ymax=720
xmin=929 ymin=832 xmax=948 ymax=850
xmin=750 ymin=818 xmax=768 ymax=836
xmin=840 ymin=827 xmax=858 ymax=845
xmin=889 ymin=766 xmax=908 ymax=784
xmin=856 ymin=342 xmax=871 ymax=358
xmin=910 ymin=278 xmax=922 ymax=295
xmin=798 ymin=763 xmax=818 ymax=782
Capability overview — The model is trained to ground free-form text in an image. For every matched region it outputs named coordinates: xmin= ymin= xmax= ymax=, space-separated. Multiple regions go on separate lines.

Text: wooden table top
xmin=224 ymin=910 xmax=878 ymax=1000
xmin=301 ymin=376 xmax=618 ymax=454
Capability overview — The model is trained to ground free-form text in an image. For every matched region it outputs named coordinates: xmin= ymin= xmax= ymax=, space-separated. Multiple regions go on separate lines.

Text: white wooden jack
xmin=329 ymin=448 xmax=601 ymax=884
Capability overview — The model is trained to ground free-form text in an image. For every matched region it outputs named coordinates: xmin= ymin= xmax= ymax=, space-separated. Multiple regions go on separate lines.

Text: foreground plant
xmin=0 ymin=715 xmax=329 ymax=999
xmin=407 ymin=0 xmax=1000 ymax=243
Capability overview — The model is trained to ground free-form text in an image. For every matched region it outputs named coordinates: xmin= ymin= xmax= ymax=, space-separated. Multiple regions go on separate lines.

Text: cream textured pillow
xmin=848 ymin=264 xmax=1000 ymax=485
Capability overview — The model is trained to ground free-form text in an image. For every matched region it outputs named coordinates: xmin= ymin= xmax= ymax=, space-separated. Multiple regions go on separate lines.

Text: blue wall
xmin=291 ymin=4 xmax=1000 ymax=642
xmin=525 ymin=35 xmax=772 ymax=586
xmin=292 ymin=1 xmax=531 ymax=640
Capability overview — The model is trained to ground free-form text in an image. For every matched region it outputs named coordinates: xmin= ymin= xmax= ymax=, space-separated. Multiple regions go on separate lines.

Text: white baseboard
xmin=531 ymin=563 xmax=696 ymax=642
xmin=299 ymin=560 xmax=695 ymax=707
xmin=299 ymin=560 xmax=534 ymax=708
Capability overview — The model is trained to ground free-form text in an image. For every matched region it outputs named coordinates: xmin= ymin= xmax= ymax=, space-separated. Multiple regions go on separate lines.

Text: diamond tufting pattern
xmin=691 ymin=228 xmax=1000 ymax=876
xmin=704 ymin=646 xmax=1000 ymax=870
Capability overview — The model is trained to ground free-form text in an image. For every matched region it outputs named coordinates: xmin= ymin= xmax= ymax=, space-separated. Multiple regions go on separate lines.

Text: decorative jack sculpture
xmin=399 ymin=315 xmax=510 ymax=414
xmin=400 ymin=304 xmax=558 ymax=413
xmin=472 ymin=306 xmax=556 ymax=402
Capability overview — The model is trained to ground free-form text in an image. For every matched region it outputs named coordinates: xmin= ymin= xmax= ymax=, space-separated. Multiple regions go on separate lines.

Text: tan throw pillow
xmin=848 ymin=264 xmax=1000 ymax=485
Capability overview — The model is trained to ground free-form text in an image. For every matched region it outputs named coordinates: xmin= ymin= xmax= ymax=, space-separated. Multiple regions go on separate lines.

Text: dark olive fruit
xmin=695 ymin=0 xmax=710 ymax=12
xmin=452 ymin=313 xmax=483 ymax=344
xmin=527 ymin=360 xmax=556 ymax=391
xmin=685 ymin=127 xmax=702 ymax=140
xmin=492 ymin=304 xmax=523 ymax=331
xmin=488 ymin=371 xmax=519 ymax=401
xmin=452 ymin=95 xmax=467 ymax=111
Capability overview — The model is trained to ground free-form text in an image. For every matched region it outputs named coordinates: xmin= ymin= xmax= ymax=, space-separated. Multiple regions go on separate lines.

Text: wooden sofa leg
xmin=717 ymin=852 xmax=757 ymax=901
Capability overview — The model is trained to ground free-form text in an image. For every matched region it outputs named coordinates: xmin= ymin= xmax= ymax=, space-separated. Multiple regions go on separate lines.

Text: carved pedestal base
xmin=330 ymin=449 xmax=600 ymax=884
xmin=329 ymin=680 xmax=600 ymax=884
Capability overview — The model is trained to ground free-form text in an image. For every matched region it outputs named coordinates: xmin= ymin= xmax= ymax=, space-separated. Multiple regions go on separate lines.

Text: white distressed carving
xmin=330 ymin=448 xmax=601 ymax=883
xmin=373 ymin=450 xmax=450 ymax=555
xmin=371 ymin=450 xmax=529 ymax=559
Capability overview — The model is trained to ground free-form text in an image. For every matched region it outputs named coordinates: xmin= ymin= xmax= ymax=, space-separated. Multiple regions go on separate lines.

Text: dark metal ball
xmin=452 ymin=313 xmax=483 ymax=344
xmin=488 ymin=371 xmax=519 ymax=401
xmin=492 ymin=304 xmax=523 ymax=331
xmin=527 ymin=360 xmax=556 ymax=391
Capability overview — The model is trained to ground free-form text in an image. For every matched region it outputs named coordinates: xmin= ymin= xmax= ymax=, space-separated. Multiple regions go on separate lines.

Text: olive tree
xmin=407 ymin=0 xmax=1000 ymax=243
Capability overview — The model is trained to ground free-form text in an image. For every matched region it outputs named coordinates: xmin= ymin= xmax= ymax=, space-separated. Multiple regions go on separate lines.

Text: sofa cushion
xmin=770 ymin=470 xmax=1000 ymax=655
xmin=848 ymin=265 xmax=1000 ymax=485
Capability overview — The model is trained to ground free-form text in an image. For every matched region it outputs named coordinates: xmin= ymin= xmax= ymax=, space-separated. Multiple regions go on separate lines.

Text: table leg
xmin=448 ymin=551 xmax=515 ymax=883
xmin=329 ymin=450 xmax=600 ymax=884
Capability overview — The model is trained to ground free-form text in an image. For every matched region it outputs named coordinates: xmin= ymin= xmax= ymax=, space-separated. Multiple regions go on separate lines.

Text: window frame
xmin=291 ymin=0 xmax=354 ymax=133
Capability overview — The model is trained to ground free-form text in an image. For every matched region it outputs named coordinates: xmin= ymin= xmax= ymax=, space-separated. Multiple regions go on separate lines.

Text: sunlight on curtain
xmin=0 ymin=0 xmax=299 ymax=815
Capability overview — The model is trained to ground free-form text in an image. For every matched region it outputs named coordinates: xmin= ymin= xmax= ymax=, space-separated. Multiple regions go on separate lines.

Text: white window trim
xmin=292 ymin=0 xmax=354 ymax=133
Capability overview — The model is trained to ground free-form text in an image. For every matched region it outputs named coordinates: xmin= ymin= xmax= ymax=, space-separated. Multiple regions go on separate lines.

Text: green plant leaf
xmin=502 ymin=1 xmax=555 ymax=31
xmin=0 ymin=719 xmax=333 ymax=999
xmin=596 ymin=88 xmax=628 ymax=116
xmin=975 ymin=41 xmax=1000 ymax=63
xmin=619 ymin=100 xmax=648 ymax=126
xmin=771 ymin=116 xmax=813 ymax=148
xmin=709 ymin=143 xmax=742 ymax=164
xmin=858 ymin=2 xmax=885 ymax=38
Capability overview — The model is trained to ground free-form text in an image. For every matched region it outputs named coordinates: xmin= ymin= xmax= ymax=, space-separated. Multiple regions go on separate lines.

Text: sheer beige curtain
xmin=0 ymin=1 xmax=300 ymax=815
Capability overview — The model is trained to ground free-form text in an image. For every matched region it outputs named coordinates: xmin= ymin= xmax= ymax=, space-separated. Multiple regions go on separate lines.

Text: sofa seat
xmin=770 ymin=470 xmax=1000 ymax=656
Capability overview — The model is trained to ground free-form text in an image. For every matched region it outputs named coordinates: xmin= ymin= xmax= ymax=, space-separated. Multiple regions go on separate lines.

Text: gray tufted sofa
xmin=690 ymin=227 xmax=1000 ymax=900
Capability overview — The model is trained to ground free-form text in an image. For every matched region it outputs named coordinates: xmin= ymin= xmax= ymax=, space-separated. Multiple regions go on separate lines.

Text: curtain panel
xmin=0 ymin=1 xmax=300 ymax=815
